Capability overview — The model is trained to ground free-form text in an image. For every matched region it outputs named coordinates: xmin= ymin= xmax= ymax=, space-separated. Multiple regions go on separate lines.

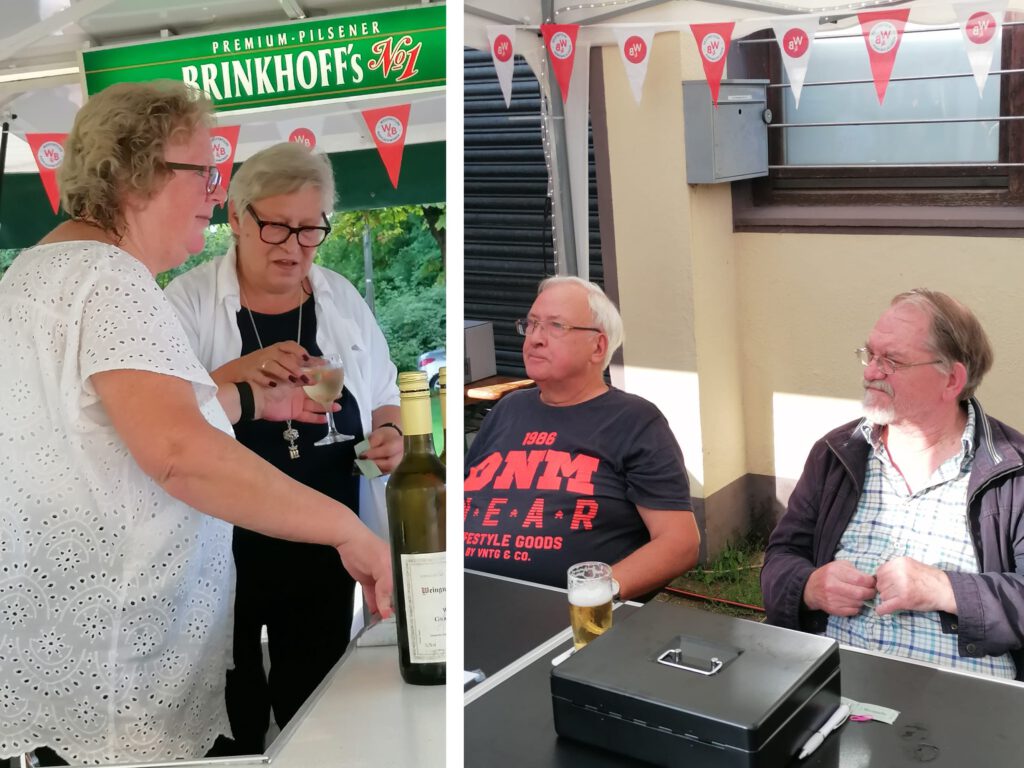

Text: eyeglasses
xmin=246 ymin=204 xmax=332 ymax=247
xmin=514 ymin=317 xmax=602 ymax=338
xmin=855 ymin=346 xmax=943 ymax=375
xmin=165 ymin=162 xmax=221 ymax=195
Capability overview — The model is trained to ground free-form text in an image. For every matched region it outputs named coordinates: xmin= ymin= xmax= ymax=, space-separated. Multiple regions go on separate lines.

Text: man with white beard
xmin=761 ymin=289 xmax=1024 ymax=680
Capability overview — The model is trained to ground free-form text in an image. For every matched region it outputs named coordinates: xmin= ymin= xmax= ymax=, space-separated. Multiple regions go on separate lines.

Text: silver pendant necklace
xmin=242 ymin=285 xmax=304 ymax=460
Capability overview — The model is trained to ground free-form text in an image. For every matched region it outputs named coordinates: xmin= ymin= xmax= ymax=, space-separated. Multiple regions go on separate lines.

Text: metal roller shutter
xmin=464 ymin=46 xmax=604 ymax=378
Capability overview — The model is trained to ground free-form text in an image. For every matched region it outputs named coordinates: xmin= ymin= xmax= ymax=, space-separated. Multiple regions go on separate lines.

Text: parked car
xmin=417 ymin=348 xmax=446 ymax=391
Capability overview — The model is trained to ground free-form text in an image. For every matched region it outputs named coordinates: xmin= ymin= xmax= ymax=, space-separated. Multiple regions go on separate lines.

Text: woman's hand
xmin=337 ymin=528 xmax=394 ymax=618
xmin=230 ymin=341 xmax=311 ymax=388
xmin=255 ymin=381 xmax=338 ymax=424
xmin=361 ymin=425 xmax=405 ymax=474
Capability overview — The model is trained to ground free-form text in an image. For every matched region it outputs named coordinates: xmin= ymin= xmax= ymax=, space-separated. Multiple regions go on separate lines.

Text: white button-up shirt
xmin=164 ymin=246 xmax=399 ymax=539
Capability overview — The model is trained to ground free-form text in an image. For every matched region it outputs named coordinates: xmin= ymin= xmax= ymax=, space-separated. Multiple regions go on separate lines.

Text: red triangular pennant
xmin=25 ymin=133 xmax=68 ymax=214
xmin=209 ymin=125 xmax=240 ymax=193
xmin=691 ymin=22 xmax=735 ymax=106
xmin=541 ymin=24 xmax=580 ymax=103
xmin=858 ymin=9 xmax=911 ymax=104
xmin=362 ymin=104 xmax=411 ymax=189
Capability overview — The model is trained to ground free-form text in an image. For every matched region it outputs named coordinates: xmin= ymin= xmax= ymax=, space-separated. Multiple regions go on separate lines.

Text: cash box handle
xmin=656 ymin=649 xmax=724 ymax=676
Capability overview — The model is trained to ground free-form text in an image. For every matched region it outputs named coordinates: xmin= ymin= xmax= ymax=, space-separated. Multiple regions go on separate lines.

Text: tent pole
xmin=541 ymin=0 xmax=578 ymax=276
xmin=362 ymin=214 xmax=375 ymax=314
xmin=0 ymin=115 xmax=13 ymax=229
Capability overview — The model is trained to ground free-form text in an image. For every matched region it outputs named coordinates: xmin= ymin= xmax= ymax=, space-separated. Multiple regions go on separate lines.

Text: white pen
xmin=551 ymin=646 xmax=577 ymax=667
xmin=797 ymin=703 xmax=850 ymax=760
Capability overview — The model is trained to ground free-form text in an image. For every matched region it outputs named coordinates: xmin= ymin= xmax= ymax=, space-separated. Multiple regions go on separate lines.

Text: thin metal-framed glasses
xmin=514 ymin=317 xmax=602 ymax=339
xmin=246 ymin=204 xmax=332 ymax=247
xmin=165 ymin=162 xmax=221 ymax=195
xmin=855 ymin=346 xmax=943 ymax=375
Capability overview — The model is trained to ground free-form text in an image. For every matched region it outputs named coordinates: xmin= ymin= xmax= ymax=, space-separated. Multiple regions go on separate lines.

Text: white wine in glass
xmin=302 ymin=354 xmax=353 ymax=445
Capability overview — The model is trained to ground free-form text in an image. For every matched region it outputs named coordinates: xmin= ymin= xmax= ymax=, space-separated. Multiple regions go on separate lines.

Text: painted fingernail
xmin=301 ymin=375 xmax=310 ymax=384
xmin=288 ymin=376 xmax=297 ymax=383
xmin=269 ymin=381 xmax=277 ymax=388
xmin=302 ymin=354 xmax=310 ymax=361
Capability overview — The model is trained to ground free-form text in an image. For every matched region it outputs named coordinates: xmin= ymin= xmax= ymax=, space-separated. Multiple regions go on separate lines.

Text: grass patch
xmin=666 ymin=538 xmax=766 ymax=620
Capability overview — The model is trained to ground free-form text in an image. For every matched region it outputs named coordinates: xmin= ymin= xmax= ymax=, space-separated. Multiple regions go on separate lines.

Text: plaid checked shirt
xmin=825 ymin=403 xmax=1017 ymax=679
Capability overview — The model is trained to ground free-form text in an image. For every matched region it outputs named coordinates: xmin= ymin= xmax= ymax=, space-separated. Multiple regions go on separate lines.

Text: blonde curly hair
xmin=58 ymin=80 xmax=214 ymax=234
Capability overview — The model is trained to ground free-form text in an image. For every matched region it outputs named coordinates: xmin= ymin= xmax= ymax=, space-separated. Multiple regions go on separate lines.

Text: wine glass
xmin=302 ymin=354 xmax=353 ymax=445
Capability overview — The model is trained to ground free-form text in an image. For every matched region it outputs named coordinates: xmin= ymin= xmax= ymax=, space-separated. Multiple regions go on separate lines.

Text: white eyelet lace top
xmin=0 ymin=242 xmax=235 ymax=763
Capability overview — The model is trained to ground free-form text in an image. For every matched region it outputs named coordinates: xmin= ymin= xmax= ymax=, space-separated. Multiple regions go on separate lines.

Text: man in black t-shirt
xmin=464 ymin=277 xmax=699 ymax=599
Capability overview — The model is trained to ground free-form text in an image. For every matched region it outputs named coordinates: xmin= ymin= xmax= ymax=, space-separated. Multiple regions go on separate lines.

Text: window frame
xmin=730 ymin=15 xmax=1024 ymax=236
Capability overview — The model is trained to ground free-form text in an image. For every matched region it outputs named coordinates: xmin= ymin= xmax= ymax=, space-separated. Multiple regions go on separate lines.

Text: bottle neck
xmin=404 ymin=433 xmax=436 ymax=455
xmin=399 ymin=393 xmax=433 ymax=438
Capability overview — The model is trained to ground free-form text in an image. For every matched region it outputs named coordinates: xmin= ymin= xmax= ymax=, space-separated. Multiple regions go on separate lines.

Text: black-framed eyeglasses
xmin=165 ymin=162 xmax=221 ymax=195
xmin=855 ymin=346 xmax=943 ymax=376
xmin=246 ymin=204 xmax=332 ymax=247
xmin=514 ymin=317 xmax=602 ymax=339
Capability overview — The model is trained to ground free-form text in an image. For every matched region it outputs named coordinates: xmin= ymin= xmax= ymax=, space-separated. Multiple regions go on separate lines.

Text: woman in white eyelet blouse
xmin=0 ymin=82 xmax=392 ymax=766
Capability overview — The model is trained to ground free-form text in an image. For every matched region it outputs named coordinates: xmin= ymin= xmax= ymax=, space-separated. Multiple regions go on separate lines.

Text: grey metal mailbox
xmin=683 ymin=79 xmax=769 ymax=184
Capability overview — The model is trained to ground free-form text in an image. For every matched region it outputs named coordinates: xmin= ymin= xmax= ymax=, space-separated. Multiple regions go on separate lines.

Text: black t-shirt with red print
xmin=464 ymin=388 xmax=691 ymax=588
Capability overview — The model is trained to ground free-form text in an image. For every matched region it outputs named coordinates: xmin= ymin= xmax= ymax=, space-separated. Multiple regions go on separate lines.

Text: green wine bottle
xmin=438 ymin=366 xmax=447 ymax=466
xmin=386 ymin=371 xmax=446 ymax=685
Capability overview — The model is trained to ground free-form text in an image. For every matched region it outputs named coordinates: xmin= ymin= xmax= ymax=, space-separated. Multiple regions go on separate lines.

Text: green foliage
xmin=672 ymin=537 xmax=766 ymax=610
xmin=316 ymin=206 xmax=445 ymax=372
xmin=0 ymin=250 xmax=17 ymax=275
xmin=376 ymin=281 xmax=445 ymax=372
xmin=156 ymin=225 xmax=235 ymax=288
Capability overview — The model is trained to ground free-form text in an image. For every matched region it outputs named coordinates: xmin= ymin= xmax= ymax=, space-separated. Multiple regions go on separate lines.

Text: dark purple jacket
xmin=761 ymin=399 xmax=1024 ymax=679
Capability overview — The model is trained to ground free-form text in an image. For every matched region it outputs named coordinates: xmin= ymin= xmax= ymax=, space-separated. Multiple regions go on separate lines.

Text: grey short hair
xmin=538 ymin=276 xmax=624 ymax=369
xmin=229 ymin=142 xmax=335 ymax=215
xmin=891 ymin=288 xmax=993 ymax=402
xmin=58 ymin=80 xmax=213 ymax=235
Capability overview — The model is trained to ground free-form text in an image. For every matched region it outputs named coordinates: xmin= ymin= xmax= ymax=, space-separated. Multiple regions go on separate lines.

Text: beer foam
xmin=569 ymin=581 xmax=613 ymax=607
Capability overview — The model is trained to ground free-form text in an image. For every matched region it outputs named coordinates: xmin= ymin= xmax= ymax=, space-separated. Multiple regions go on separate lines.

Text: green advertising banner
xmin=81 ymin=4 xmax=445 ymax=112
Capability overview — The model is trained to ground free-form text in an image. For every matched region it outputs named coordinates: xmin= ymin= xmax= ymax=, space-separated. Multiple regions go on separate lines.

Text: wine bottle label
xmin=400 ymin=551 xmax=446 ymax=663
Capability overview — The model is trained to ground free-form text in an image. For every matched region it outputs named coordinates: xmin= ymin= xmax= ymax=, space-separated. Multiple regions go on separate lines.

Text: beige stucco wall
xmin=601 ymin=32 xmax=707 ymax=497
xmin=599 ymin=30 xmax=1024 ymax=554
xmin=602 ymin=33 xmax=751 ymax=501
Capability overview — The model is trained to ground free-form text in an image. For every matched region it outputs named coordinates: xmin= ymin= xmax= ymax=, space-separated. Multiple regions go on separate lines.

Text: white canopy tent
xmin=0 ymin=0 xmax=446 ymax=173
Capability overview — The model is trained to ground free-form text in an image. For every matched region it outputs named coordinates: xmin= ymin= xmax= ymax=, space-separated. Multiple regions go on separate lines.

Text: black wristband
xmin=380 ymin=421 xmax=403 ymax=437
xmin=236 ymin=381 xmax=255 ymax=422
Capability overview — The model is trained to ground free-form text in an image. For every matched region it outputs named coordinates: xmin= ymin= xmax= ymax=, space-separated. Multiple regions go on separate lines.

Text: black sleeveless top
xmin=233 ymin=295 xmax=364 ymax=521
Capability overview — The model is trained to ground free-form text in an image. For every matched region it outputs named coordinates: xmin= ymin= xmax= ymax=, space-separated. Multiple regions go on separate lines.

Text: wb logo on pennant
xmin=37 ymin=142 xmax=64 ymax=170
xmin=550 ymin=31 xmax=573 ymax=60
xmin=624 ymin=35 xmax=647 ymax=64
xmin=869 ymin=21 xmax=899 ymax=54
xmin=702 ymin=33 xmax=726 ymax=62
xmin=967 ymin=11 xmax=997 ymax=44
xmin=211 ymin=136 xmax=231 ymax=164
xmin=375 ymin=116 xmax=404 ymax=144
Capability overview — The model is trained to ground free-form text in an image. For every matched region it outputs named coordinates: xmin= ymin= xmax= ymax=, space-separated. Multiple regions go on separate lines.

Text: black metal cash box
xmin=551 ymin=599 xmax=841 ymax=767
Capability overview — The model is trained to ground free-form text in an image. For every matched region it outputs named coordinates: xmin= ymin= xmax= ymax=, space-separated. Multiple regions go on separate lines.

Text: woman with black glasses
xmin=165 ymin=141 xmax=403 ymax=755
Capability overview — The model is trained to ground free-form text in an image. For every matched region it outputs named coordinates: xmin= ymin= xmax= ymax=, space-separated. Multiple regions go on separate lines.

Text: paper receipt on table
xmin=841 ymin=696 xmax=900 ymax=724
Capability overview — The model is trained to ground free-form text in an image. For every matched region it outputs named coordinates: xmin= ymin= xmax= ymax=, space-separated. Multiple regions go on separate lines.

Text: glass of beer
xmin=301 ymin=354 xmax=353 ymax=444
xmin=567 ymin=561 xmax=614 ymax=650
